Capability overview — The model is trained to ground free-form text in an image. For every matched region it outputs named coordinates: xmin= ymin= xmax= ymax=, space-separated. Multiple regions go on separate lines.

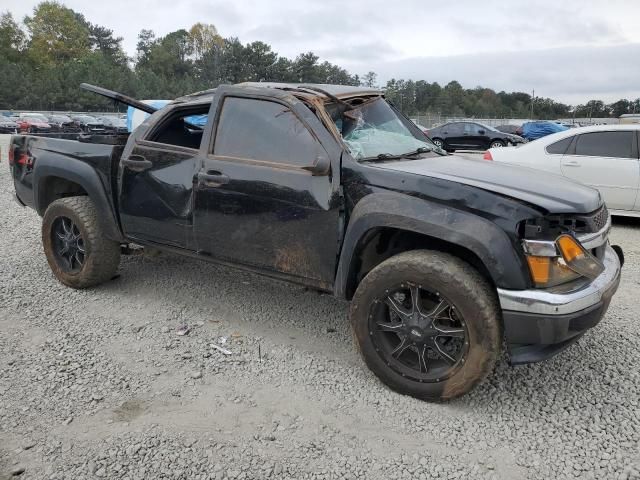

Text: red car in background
xmin=17 ymin=116 xmax=52 ymax=133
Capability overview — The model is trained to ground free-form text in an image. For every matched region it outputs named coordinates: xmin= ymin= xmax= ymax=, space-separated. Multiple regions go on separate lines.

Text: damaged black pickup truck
xmin=9 ymin=82 xmax=623 ymax=401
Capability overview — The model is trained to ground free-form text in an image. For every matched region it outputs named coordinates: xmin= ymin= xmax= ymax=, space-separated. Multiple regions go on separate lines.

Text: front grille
xmin=524 ymin=205 xmax=610 ymax=239
xmin=589 ymin=205 xmax=609 ymax=232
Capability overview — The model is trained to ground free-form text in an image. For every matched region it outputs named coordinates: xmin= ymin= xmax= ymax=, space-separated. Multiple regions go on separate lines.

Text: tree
xmin=0 ymin=12 xmax=25 ymax=62
xmin=188 ymin=22 xmax=222 ymax=60
xmin=244 ymin=41 xmax=277 ymax=81
xmin=135 ymin=29 xmax=155 ymax=67
xmin=362 ymin=71 xmax=377 ymax=88
xmin=24 ymin=2 xmax=90 ymax=64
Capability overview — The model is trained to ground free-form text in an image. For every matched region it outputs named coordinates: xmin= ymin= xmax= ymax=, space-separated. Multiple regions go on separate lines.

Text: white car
xmin=484 ymin=124 xmax=640 ymax=217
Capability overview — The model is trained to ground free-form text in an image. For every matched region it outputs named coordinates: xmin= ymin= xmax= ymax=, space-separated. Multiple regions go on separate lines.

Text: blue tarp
xmin=521 ymin=121 xmax=568 ymax=140
xmin=126 ymin=100 xmax=208 ymax=132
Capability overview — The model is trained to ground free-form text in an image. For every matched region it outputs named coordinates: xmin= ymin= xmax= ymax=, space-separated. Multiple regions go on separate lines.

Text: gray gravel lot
xmin=0 ymin=134 xmax=639 ymax=479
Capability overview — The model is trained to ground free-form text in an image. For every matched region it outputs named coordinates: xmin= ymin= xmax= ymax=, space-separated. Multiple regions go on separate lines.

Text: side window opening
xmin=546 ymin=136 xmax=573 ymax=155
xmin=574 ymin=131 xmax=634 ymax=159
xmin=148 ymin=106 xmax=209 ymax=150
xmin=213 ymin=96 xmax=322 ymax=167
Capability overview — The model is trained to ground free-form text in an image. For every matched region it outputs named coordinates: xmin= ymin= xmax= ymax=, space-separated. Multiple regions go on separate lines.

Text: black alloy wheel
xmin=51 ymin=216 xmax=85 ymax=272
xmin=368 ymin=282 xmax=468 ymax=382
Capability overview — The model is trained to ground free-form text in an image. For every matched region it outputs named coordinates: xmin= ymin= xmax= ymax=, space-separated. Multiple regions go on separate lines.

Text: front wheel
xmin=42 ymin=196 xmax=121 ymax=289
xmin=432 ymin=138 xmax=445 ymax=149
xmin=350 ymin=250 xmax=502 ymax=401
xmin=490 ymin=140 xmax=505 ymax=148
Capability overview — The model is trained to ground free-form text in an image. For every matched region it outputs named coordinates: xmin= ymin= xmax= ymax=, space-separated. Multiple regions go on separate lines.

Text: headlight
xmin=523 ymin=235 xmax=604 ymax=288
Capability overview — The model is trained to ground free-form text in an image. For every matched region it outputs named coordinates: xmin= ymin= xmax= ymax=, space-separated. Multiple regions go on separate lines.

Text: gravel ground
xmin=0 ymin=134 xmax=639 ymax=479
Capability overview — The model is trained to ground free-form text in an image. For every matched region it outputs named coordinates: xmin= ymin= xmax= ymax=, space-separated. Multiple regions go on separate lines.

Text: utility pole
xmin=530 ymin=89 xmax=535 ymax=119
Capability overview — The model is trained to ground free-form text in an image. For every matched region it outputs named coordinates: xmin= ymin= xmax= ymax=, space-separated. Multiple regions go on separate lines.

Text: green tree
xmin=0 ymin=12 xmax=25 ymax=62
xmin=189 ymin=22 xmax=222 ymax=60
xmin=24 ymin=2 xmax=90 ymax=64
xmin=362 ymin=71 xmax=377 ymax=88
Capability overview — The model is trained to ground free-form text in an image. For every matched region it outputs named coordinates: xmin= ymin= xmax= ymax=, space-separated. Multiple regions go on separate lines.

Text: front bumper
xmin=497 ymin=244 xmax=622 ymax=364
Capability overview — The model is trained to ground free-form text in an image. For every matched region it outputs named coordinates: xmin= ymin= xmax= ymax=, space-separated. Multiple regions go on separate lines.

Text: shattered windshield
xmin=335 ymin=97 xmax=436 ymax=160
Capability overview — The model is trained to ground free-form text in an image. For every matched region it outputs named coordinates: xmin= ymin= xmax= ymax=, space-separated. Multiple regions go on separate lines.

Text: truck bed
xmin=10 ymin=134 xmax=127 ymax=215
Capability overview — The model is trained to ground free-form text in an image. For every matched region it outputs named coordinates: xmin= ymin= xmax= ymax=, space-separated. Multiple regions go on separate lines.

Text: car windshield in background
xmin=337 ymin=97 xmax=434 ymax=160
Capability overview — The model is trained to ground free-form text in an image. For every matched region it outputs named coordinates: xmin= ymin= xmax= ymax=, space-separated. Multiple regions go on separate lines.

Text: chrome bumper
xmin=497 ymin=244 xmax=621 ymax=315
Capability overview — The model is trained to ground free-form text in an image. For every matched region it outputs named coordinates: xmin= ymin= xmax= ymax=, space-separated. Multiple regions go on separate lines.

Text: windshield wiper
xmin=366 ymin=146 xmax=433 ymax=161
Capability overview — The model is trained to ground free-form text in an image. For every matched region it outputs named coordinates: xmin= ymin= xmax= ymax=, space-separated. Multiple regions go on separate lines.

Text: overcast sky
xmin=5 ymin=0 xmax=640 ymax=104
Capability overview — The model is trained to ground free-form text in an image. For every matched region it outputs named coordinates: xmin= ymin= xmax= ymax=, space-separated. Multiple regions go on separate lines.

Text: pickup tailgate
xmin=9 ymin=134 xmax=121 ymax=214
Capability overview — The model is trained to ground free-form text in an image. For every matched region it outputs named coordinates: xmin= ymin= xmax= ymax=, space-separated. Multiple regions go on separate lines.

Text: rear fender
xmin=34 ymin=156 xmax=123 ymax=242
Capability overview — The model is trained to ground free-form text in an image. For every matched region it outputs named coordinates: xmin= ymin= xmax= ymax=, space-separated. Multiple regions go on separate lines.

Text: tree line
xmin=1 ymin=2 xmax=638 ymax=119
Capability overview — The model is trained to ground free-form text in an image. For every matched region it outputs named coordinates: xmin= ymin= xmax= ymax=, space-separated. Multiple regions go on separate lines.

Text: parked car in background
xmin=98 ymin=116 xmax=128 ymax=134
xmin=520 ymin=120 xmax=569 ymax=141
xmin=485 ymin=125 xmax=640 ymax=216
xmin=0 ymin=118 xmax=19 ymax=134
xmin=19 ymin=112 xmax=49 ymax=122
xmin=427 ymin=121 xmax=524 ymax=152
xmin=71 ymin=115 xmax=105 ymax=133
xmin=17 ymin=116 xmax=52 ymax=133
xmin=48 ymin=114 xmax=81 ymax=132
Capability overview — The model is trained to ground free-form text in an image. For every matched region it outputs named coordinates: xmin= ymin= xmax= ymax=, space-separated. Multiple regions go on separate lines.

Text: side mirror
xmin=478 ymin=129 xmax=485 ymax=135
xmin=302 ymin=154 xmax=331 ymax=176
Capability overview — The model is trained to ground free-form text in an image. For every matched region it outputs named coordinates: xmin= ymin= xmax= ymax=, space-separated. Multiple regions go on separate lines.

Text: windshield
xmin=336 ymin=97 xmax=435 ymax=160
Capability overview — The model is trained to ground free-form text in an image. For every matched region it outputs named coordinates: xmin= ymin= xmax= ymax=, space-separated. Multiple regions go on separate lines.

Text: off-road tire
xmin=42 ymin=196 xmax=121 ymax=288
xmin=350 ymin=250 xmax=502 ymax=401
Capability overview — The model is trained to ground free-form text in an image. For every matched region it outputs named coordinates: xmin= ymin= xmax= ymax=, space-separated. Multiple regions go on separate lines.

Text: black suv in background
xmin=98 ymin=116 xmax=128 ymax=134
xmin=427 ymin=121 xmax=524 ymax=152
xmin=71 ymin=115 xmax=105 ymax=133
xmin=48 ymin=114 xmax=82 ymax=133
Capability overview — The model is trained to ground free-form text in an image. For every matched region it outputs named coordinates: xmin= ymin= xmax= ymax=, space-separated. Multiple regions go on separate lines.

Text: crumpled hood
xmin=373 ymin=154 xmax=602 ymax=213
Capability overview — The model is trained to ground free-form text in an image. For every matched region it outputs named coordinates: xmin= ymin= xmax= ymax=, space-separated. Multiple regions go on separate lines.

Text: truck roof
xmin=176 ymin=82 xmax=382 ymax=104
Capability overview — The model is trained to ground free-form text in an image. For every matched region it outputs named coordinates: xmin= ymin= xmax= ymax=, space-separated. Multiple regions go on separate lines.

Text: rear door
xmin=560 ymin=130 xmax=639 ymax=211
xmin=445 ymin=122 xmax=465 ymax=147
xmin=193 ymin=89 xmax=343 ymax=289
xmin=118 ymin=103 xmax=210 ymax=249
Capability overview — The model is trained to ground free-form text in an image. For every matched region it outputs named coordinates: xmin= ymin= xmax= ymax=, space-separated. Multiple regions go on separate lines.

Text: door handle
xmin=122 ymin=155 xmax=152 ymax=172
xmin=562 ymin=160 xmax=580 ymax=167
xmin=198 ymin=170 xmax=230 ymax=186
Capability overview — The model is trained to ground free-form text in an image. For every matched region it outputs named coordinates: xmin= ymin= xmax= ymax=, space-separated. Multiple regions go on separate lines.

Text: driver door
xmin=193 ymin=91 xmax=343 ymax=289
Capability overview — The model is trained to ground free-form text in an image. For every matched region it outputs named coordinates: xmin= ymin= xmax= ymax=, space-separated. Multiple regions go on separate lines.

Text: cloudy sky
xmin=5 ymin=0 xmax=640 ymax=104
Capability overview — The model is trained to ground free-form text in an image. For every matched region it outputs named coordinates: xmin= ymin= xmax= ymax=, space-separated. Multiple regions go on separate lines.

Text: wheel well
xmin=39 ymin=176 xmax=88 ymax=213
xmin=344 ymin=227 xmax=495 ymax=300
xmin=490 ymin=138 xmax=505 ymax=145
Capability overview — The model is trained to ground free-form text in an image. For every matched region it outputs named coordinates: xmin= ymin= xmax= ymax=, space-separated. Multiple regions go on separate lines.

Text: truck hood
xmin=373 ymin=154 xmax=602 ymax=213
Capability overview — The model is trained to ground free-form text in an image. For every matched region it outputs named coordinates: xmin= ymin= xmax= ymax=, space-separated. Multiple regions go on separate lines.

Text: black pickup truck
xmin=8 ymin=82 xmax=623 ymax=401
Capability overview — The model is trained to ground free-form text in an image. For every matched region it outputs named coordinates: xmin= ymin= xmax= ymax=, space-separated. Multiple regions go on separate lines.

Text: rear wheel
xmin=42 ymin=196 xmax=121 ymax=289
xmin=350 ymin=250 xmax=501 ymax=401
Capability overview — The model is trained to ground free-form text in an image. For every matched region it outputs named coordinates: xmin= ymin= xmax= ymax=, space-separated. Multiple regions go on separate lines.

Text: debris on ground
xmin=210 ymin=344 xmax=232 ymax=355
xmin=175 ymin=325 xmax=191 ymax=336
